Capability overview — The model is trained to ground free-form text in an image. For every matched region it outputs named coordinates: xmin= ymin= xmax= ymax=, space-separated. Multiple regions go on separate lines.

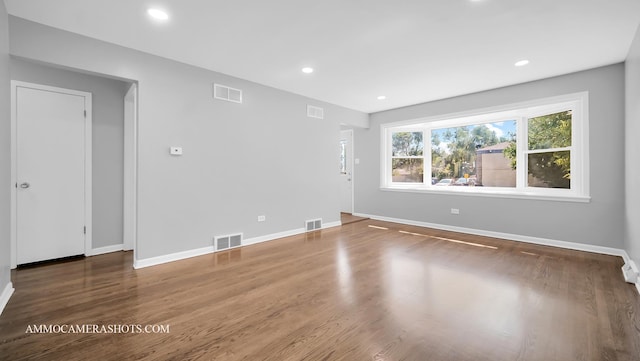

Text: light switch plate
xmin=170 ymin=147 xmax=183 ymax=156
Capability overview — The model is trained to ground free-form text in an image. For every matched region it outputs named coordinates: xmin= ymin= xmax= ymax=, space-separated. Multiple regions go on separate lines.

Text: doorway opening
xmin=9 ymin=62 xmax=138 ymax=269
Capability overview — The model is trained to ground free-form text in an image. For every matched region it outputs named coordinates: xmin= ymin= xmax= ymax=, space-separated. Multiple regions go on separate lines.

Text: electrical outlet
xmin=451 ymin=208 xmax=460 ymax=215
xmin=257 ymin=215 xmax=266 ymax=222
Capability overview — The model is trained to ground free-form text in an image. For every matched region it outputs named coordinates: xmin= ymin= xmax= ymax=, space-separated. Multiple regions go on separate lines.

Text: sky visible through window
xmin=384 ymin=94 xmax=585 ymax=196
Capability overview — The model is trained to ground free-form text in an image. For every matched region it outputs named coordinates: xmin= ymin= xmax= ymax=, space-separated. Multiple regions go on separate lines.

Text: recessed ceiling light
xmin=147 ymin=8 xmax=169 ymax=20
xmin=377 ymin=95 xmax=386 ymax=100
xmin=301 ymin=67 xmax=314 ymax=74
xmin=515 ymin=60 xmax=530 ymax=67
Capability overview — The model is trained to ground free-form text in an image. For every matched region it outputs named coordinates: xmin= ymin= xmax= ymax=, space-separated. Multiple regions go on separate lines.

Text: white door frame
xmin=10 ymin=81 xmax=93 ymax=268
xmin=123 ymin=83 xmax=137 ymax=252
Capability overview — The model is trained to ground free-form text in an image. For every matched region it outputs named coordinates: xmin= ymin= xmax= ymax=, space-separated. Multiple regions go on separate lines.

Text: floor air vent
xmin=306 ymin=219 xmax=322 ymax=232
xmin=307 ymin=105 xmax=324 ymax=119
xmin=213 ymin=83 xmax=242 ymax=103
xmin=215 ymin=233 xmax=243 ymax=251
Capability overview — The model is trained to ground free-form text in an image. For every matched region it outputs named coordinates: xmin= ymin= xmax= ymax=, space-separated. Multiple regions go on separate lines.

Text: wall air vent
xmin=213 ymin=83 xmax=243 ymax=103
xmin=305 ymin=219 xmax=323 ymax=232
xmin=307 ymin=105 xmax=324 ymax=119
xmin=215 ymin=233 xmax=243 ymax=251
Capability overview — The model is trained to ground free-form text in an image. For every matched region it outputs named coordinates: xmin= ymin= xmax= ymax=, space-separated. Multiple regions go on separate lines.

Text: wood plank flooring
xmin=1 ymin=219 xmax=639 ymax=360
xmin=340 ymin=212 xmax=369 ymax=225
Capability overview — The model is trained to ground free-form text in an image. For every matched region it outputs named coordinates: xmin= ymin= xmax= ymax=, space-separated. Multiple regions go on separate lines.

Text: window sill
xmin=380 ymin=186 xmax=591 ymax=203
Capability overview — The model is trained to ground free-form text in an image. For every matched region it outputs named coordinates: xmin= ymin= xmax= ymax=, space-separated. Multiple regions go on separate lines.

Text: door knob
xmin=20 ymin=182 xmax=30 ymax=189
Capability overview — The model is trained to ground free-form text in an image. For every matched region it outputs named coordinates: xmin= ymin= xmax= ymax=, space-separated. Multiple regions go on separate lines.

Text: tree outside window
xmin=382 ymin=92 xmax=586 ymax=199
xmin=431 ymin=121 xmax=516 ymax=186
xmin=391 ymin=132 xmax=424 ymax=183
xmin=504 ymin=110 xmax=572 ymax=189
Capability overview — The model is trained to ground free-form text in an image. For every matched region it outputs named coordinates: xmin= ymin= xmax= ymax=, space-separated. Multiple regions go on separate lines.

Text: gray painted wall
xmin=625 ymin=26 xmax=640 ymax=266
xmin=10 ymin=58 xmax=130 ymax=249
xmin=8 ymin=16 xmax=368 ymax=260
xmin=0 ymin=2 xmax=11 ymax=295
xmin=356 ymin=64 xmax=625 ymax=248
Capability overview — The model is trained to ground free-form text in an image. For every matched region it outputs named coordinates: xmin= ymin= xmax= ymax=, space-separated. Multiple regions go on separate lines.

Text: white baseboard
xmin=354 ymin=213 xmax=628 ymax=257
xmin=88 ymin=244 xmax=124 ymax=256
xmin=134 ymin=220 xmax=342 ymax=269
xmin=322 ymin=221 xmax=342 ymax=229
xmin=0 ymin=282 xmax=15 ymax=316
xmin=243 ymin=220 xmax=341 ymax=246
xmin=356 ymin=212 xmax=640 ymax=295
xmin=134 ymin=245 xmax=215 ymax=269
xmin=243 ymin=228 xmax=306 ymax=247
xmin=322 ymin=221 xmax=342 ymax=230
xmin=621 ymin=253 xmax=640 ymax=295
xmin=628 ymin=260 xmax=640 ymax=295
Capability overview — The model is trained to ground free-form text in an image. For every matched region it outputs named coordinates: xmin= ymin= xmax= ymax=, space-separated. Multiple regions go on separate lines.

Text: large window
xmin=380 ymin=93 xmax=589 ymax=201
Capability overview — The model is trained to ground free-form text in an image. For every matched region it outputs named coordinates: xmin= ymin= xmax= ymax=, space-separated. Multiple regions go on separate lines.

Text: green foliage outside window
xmin=431 ymin=124 xmax=509 ymax=180
xmin=392 ymin=132 xmax=423 ymax=156
xmin=504 ymin=110 xmax=572 ymax=188
xmin=392 ymin=132 xmax=424 ymax=182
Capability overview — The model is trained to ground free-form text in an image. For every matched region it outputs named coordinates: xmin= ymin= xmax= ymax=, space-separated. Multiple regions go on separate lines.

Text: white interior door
xmin=340 ymin=130 xmax=354 ymax=213
xmin=13 ymin=83 xmax=91 ymax=265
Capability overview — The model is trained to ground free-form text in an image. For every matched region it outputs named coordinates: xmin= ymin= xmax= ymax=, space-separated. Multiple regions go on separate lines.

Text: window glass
xmin=431 ymin=121 xmax=516 ymax=187
xmin=528 ymin=111 xmax=572 ymax=150
xmin=527 ymin=151 xmax=571 ymax=189
xmin=381 ymin=93 xmax=587 ymax=199
xmin=392 ymin=132 xmax=423 ymax=156
xmin=340 ymin=140 xmax=347 ymax=174
xmin=392 ymin=158 xmax=424 ymax=183
xmin=526 ymin=111 xmax=572 ymax=189
xmin=391 ymin=132 xmax=423 ymax=183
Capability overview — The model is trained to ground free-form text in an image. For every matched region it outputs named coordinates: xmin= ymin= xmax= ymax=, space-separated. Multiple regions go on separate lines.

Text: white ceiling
xmin=5 ymin=0 xmax=640 ymax=113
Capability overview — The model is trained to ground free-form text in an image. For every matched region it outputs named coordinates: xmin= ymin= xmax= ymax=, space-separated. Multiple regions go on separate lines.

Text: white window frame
xmin=388 ymin=128 xmax=425 ymax=183
xmin=380 ymin=92 xmax=590 ymax=202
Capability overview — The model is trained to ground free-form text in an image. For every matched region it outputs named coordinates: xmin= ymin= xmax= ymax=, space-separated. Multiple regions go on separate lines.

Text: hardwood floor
xmin=340 ymin=212 xmax=369 ymax=225
xmin=1 ymin=219 xmax=639 ymax=360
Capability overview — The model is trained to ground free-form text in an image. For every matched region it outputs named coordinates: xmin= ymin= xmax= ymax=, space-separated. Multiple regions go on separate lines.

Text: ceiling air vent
xmin=214 ymin=83 xmax=242 ymax=104
xmin=307 ymin=105 xmax=324 ymax=119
